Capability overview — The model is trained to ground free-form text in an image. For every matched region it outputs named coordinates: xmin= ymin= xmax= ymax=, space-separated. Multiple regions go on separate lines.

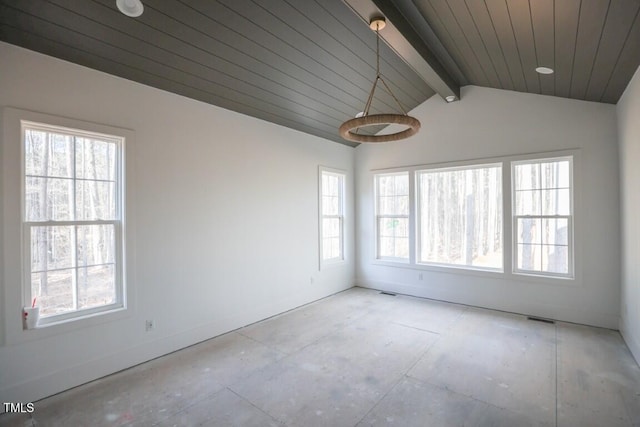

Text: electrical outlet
xmin=418 ymin=273 xmax=423 ymax=280
xmin=145 ymin=320 xmax=155 ymax=331
xmin=310 ymin=276 xmax=314 ymax=284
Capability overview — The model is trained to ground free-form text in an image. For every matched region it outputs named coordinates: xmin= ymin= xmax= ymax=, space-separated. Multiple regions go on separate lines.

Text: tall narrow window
xmin=320 ymin=168 xmax=345 ymax=263
xmin=513 ymin=157 xmax=573 ymax=277
xmin=375 ymin=172 xmax=409 ymax=261
xmin=417 ymin=164 xmax=503 ymax=270
xmin=22 ymin=121 xmax=124 ymax=324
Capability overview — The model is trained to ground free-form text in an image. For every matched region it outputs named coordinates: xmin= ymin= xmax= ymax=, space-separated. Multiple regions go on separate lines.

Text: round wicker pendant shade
xmin=339 ymin=114 xmax=421 ymax=143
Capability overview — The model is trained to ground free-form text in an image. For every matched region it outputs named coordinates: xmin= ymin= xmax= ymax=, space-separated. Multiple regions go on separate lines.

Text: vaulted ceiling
xmin=1 ymin=0 xmax=639 ymax=147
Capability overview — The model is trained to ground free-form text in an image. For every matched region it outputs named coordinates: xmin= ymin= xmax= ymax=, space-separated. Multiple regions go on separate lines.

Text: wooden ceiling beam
xmin=342 ymin=0 xmax=460 ymax=102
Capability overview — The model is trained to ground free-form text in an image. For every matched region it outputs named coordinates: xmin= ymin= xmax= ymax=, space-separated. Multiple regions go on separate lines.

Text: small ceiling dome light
xmin=117 ymin=0 xmax=144 ymax=17
xmin=445 ymin=95 xmax=456 ymax=103
xmin=535 ymin=66 xmax=554 ymax=75
xmin=339 ymin=17 xmax=421 ymax=143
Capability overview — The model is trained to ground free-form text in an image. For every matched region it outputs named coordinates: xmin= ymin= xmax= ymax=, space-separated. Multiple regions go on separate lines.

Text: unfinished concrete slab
xmin=1 ymin=287 xmax=639 ymax=426
xmin=408 ymin=307 xmax=557 ymax=425
xmin=557 ymin=322 xmax=640 ymax=427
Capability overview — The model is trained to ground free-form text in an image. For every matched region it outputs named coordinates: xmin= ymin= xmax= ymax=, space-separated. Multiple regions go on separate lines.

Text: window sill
xmin=5 ymin=306 xmax=131 ymax=347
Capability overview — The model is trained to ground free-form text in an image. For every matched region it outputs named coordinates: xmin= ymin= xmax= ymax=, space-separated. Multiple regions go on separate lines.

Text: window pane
xmin=30 ymin=226 xmax=74 ymax=272
xmin=323 ymin=218 xmax=340 ymax=239
xmin=25 ymin=177 xmax=73 ymax=221
xmin=322 ymin=236 xmax=341 ymax=260
xmin=379 ymin=237 xmax=409 ymax=259
xmin=76 ymin=180 xmax=116 ymax=220
xmin=541 ymin=189 xmax=571 ymax=215
xmin=322 ymin=238 xmax=333 ymax=259
xmin=515 ymin=190 xmax=541 ymax=216
xmin=517 ymin=244 xmax=541 ymax=271
xmin=540 ymin=160 xmax=570 ymax=189
xmin=77 ymin=225 xmax=116 ymax=266
xmin=541 ymin=245 xmax=569 ymax=274
xmin=24 ymin=129 xmax=49 ymax=176
xmin=517 ymin=218 xmax=542 ymax=244
xmin=322 ymin=195 xmax=339 ymax=215
xmin=31 ymin=269 xmax=75 ymax=317
xmin=514 ymin=163 xmax=539 ymax=190
xmin=378 ymin=196 xmax=392 ymax=215
xmin=418 ymin=166 xmax=502 ymax=269
xmin=396 ymin=195 xmax=409 ymax=216
xmin=76 ymin=138 xmax=117 ymax=180
xmin=542 ymin=218 xmax=568 ymax=246
xmin=379 ymin=217 xmax=408 ymax=238
xmin=25 ymin=130 xmax=73 ymax=178
xmin=78 ymin=265 xmax=116 ymax=310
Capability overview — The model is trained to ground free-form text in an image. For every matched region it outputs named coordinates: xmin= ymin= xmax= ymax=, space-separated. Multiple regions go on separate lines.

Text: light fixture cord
xmin=362 ymin=22 xmax=409 ymax=117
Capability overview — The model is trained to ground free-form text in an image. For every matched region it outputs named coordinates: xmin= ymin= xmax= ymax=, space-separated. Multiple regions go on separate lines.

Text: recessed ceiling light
xmin=535 ymin=66 xmax=554 ymax=75
xmin=445 ymin=95 xmax=456 ymax=103
xmin=116 ymin=0 xmax=144 ymax=17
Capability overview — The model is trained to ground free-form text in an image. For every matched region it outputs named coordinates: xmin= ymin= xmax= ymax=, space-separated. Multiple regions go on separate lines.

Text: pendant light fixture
xmin=339 ymin=17 xmax=420 ymax=143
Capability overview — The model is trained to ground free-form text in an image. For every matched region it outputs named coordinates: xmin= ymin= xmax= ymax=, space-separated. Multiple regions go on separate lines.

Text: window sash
xmin=513 ymin=214 xmax=573 ymax=277
xmin=376 ymin=214 xmax=410 ymax=261
xmin=322 ymin=215 xmax=343 ymax=261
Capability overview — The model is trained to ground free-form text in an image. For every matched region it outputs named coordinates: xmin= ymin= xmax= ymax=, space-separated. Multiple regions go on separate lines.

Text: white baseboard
xmin=355 ymin=279 xmax=619 ymax=329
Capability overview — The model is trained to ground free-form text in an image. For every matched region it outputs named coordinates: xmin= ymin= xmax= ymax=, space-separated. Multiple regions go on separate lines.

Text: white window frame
xmin=319 ymin=167 xmax=345 ymax=267
xmin=415 ymin=163 xmax=503 ymax=272
xmin=21 ymin=121 xmax=126 ymax=326
xmin=511 ymin=156 xmax=574 ymax=279
xmin=369 ymin=150 xmax=578 ymax=283
xmin=374 ymin=171 xmax=411 ymax=263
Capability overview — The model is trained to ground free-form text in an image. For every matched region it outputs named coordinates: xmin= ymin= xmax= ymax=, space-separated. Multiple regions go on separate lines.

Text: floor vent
xmin=527 ymin=316 xmax=555 ymax=324
xmin=380 ymin=291 xmax=397 ymax=296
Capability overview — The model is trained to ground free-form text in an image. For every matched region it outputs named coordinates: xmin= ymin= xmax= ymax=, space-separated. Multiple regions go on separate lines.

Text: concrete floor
xmin=2 ymin=287 xmax=639 ymax=426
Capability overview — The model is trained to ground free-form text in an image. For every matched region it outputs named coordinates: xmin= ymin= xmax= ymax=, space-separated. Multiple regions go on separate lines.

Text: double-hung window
xmin=375 ymin=172 xmax=409 ymax=261
xmin=22 ymin=121 xmax=124 ymax=325
xmin=320 ymin=168 xmax=345 ymax=263
xmin=512 ymin=157 xmax=573 ymax=277
xmin=416 ymin=164 xmax=503 ymax=270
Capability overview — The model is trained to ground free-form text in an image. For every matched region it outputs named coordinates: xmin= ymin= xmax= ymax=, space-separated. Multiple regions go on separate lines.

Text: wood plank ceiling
xmin=394 ymin=0 xmax=640 ymax=104
xmin=0 ymin=0 xmax=434 ymax=147
xmin=1 ymin=0 xmax=639 ymax=147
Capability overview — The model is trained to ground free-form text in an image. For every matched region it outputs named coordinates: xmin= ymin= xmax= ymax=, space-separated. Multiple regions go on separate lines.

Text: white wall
xmin=0 ymin=42 xmax=355 ymax=404
xmin=618 ymin=66 xmax=640 ymax=364
xmin=355 ymin=85 xmax=620 ymax=329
